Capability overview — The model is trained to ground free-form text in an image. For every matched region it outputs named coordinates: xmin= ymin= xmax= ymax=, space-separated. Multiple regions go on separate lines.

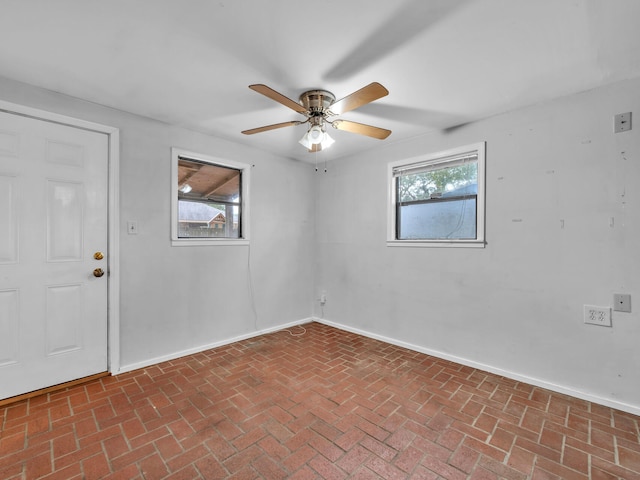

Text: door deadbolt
xmin=93 ymin=252 xmax=104 ymax=260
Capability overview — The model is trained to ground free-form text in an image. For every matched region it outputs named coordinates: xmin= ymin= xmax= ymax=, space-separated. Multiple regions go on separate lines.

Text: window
xmin=171 ymin=148 xmax=250 ymax=246
xmin=388 ymin=142 xmax=485 ymax=247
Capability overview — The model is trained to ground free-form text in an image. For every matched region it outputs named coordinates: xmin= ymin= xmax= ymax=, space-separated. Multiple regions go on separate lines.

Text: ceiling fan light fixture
xmin=299 ymin=126 xmax=335 ymax=151
xmin=307 ymin=125 xmax=324 ymax=144
xmin=298 ymin=131 xmax=313 ymax=149
xmin=320 ymin=131 xmax=335 ymax=149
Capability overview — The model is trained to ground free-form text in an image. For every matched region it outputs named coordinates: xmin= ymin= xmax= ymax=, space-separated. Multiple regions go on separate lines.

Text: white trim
xmin=387 ymin=240 xmax=486 ymax=248
xmin=107 ymin=129 xmax=121 ymax=374
xmin=119 ymin=318 xmax=314 ymax=374
xmin=313 ymin=318 xmax=640 ymax=417
xmin=171 ymin=239 xmax=250 ymax=247
xmin=171 ymin=147 xmax=250 ymax=247
xmin=0 ymin=99 xmax=121 ymax=375
xmin=387 ymin=142 xmax=486 ymax=247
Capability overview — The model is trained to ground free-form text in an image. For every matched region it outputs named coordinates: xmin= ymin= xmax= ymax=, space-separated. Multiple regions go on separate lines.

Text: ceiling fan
xmin=241 ymin=82 xmax=391 ymax=152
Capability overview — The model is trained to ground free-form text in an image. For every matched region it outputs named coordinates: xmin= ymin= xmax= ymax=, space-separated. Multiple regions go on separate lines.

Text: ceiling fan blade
xmin=332 ymin=120 xmax=391 ymax=140
xmin=242 ymin=121 xmax=302 ymax=135
xmin=248 ymin=84 xmax=307 ymax=114
xmin=330 ymin=82 xmax=389 ymax=115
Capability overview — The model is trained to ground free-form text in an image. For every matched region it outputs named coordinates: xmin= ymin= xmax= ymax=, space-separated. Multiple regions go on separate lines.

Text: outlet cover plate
xmin=584 ymin=305 xmax=612 ymax=327
xmin=614 ymin=112 xmax=632 ymax=133
xmin=613 ymin=294 xmax=631 ymax=313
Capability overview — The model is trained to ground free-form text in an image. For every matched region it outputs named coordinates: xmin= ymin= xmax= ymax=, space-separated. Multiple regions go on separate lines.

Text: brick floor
xmin=1 ymin=322 xmax=639 ymax=479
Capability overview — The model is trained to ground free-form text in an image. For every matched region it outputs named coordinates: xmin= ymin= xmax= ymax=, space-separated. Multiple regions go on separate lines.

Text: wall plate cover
xmin=614 ymin=112 xmax=632 ymax=133
xmin=613 ymin=294 xmax=631 ymax=313
xmin=584 ymin=305 xmax=612 ymax=327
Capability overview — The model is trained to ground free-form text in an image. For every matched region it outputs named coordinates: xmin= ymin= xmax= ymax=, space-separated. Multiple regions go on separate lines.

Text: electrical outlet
xmin=584 ymin=305 xmax=612 ymax=327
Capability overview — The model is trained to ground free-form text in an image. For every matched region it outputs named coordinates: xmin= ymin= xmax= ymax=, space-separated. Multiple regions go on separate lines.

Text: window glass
xmin=177 ymin=159 xmax=241 ymax=239
xmin=388 ymin=143 xmax=485 ymax=246
xmin=171 ymin=148 xmax=249 ymax=246
xmin=397 ymin=162 xmax=477 ymax=240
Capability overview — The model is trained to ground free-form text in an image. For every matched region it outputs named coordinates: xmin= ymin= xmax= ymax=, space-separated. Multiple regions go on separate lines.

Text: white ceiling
xmin=1 ymin=0 xmax=639 ymax=162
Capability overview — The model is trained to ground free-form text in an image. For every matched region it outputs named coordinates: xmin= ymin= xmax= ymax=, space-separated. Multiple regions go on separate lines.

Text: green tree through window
xmin=398 ymin=163 xmax=477 ymax=202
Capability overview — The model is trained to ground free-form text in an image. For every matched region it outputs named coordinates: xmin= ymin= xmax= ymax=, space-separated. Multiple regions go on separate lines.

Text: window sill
xmin=387 ymin=240 xmax=486 ymax=248
xmin=172 ymin=238 xmax=249 ymax=247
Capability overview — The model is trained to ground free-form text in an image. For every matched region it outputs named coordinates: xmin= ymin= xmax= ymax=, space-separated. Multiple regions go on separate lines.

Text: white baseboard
xmin=117 ymin=318 xmax=314 ymax=375
xmin=313 ymin=317 xmax=640 ymax=417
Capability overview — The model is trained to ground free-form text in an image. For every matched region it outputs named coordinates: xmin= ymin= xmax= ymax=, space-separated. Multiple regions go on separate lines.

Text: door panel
xmin=0 ymin=111 xmax=109 ymax=400
xmin=0 ymin=289 xmax=19 ymax=366
xmin=46 ymin=139 xmax=85 ymax=168
xmin=47 ymin=180 xmax=84 ymax=261
xmin=0 ymin=175 xmax=18 ymax=263
xmin=46 ymin=284 xmax=82 ymax=356
xmin=0 ymin=130 xmax=19 ymax=156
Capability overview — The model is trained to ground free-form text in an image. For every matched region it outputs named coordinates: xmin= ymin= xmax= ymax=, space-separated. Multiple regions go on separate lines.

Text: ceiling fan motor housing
xmin=299 ymin=90 xmax=335 ymax=116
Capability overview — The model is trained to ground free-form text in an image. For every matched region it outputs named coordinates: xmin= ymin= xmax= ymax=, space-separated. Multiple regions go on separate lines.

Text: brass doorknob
xmin=94 ymin=252 xmax=104 ymax=260
xmin=93 ymin=268 xmax=105 ymax=278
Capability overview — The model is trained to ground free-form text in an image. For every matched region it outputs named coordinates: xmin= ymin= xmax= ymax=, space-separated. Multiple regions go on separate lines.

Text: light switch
xmin=127 ymin=221 xmax=138 ymax=235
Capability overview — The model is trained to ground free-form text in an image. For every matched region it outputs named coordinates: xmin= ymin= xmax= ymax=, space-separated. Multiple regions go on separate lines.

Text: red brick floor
xmin=1 ymin=322 xmax=639 ymax=479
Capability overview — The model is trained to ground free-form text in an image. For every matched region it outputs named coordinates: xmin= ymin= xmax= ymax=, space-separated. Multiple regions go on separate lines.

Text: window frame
xmin=387 ymin=142 xmax=486 ymax=248
xmin=171 ymin=148 xmax=250 ymax=246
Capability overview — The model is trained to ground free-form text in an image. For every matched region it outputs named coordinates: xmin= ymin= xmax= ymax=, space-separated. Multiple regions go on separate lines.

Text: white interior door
xmin=0 ymin=110 xmax=109 ymax=400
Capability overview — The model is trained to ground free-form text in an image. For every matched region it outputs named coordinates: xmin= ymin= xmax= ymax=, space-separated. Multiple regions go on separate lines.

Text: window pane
xmin=177 ymin=158 xmax=241 ymax=238
xmin=396 ymin=159 xmax=478 ymax=240
xmin=178 ymin=200 xmax=239 ymax=238
xmin=398 ymin=197 xmax=477 ymax=239
xmin=389 ymin=142 xmax=485 ymax=245
xmin=398 ymin=161 xmax=477 ymax=202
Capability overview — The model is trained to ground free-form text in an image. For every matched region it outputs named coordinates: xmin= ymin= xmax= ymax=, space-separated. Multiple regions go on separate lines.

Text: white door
xmin=0 ymin=110 xmax=109 ymax=400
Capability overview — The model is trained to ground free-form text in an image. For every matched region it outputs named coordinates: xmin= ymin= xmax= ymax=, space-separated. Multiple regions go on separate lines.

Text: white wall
xmin=3 ymin=73 xmax=639 ymax=414
xmin=315 ymin=77 xmax=640 ymax=414
xmin=0 ymin=76 xmax=317 ymax=371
